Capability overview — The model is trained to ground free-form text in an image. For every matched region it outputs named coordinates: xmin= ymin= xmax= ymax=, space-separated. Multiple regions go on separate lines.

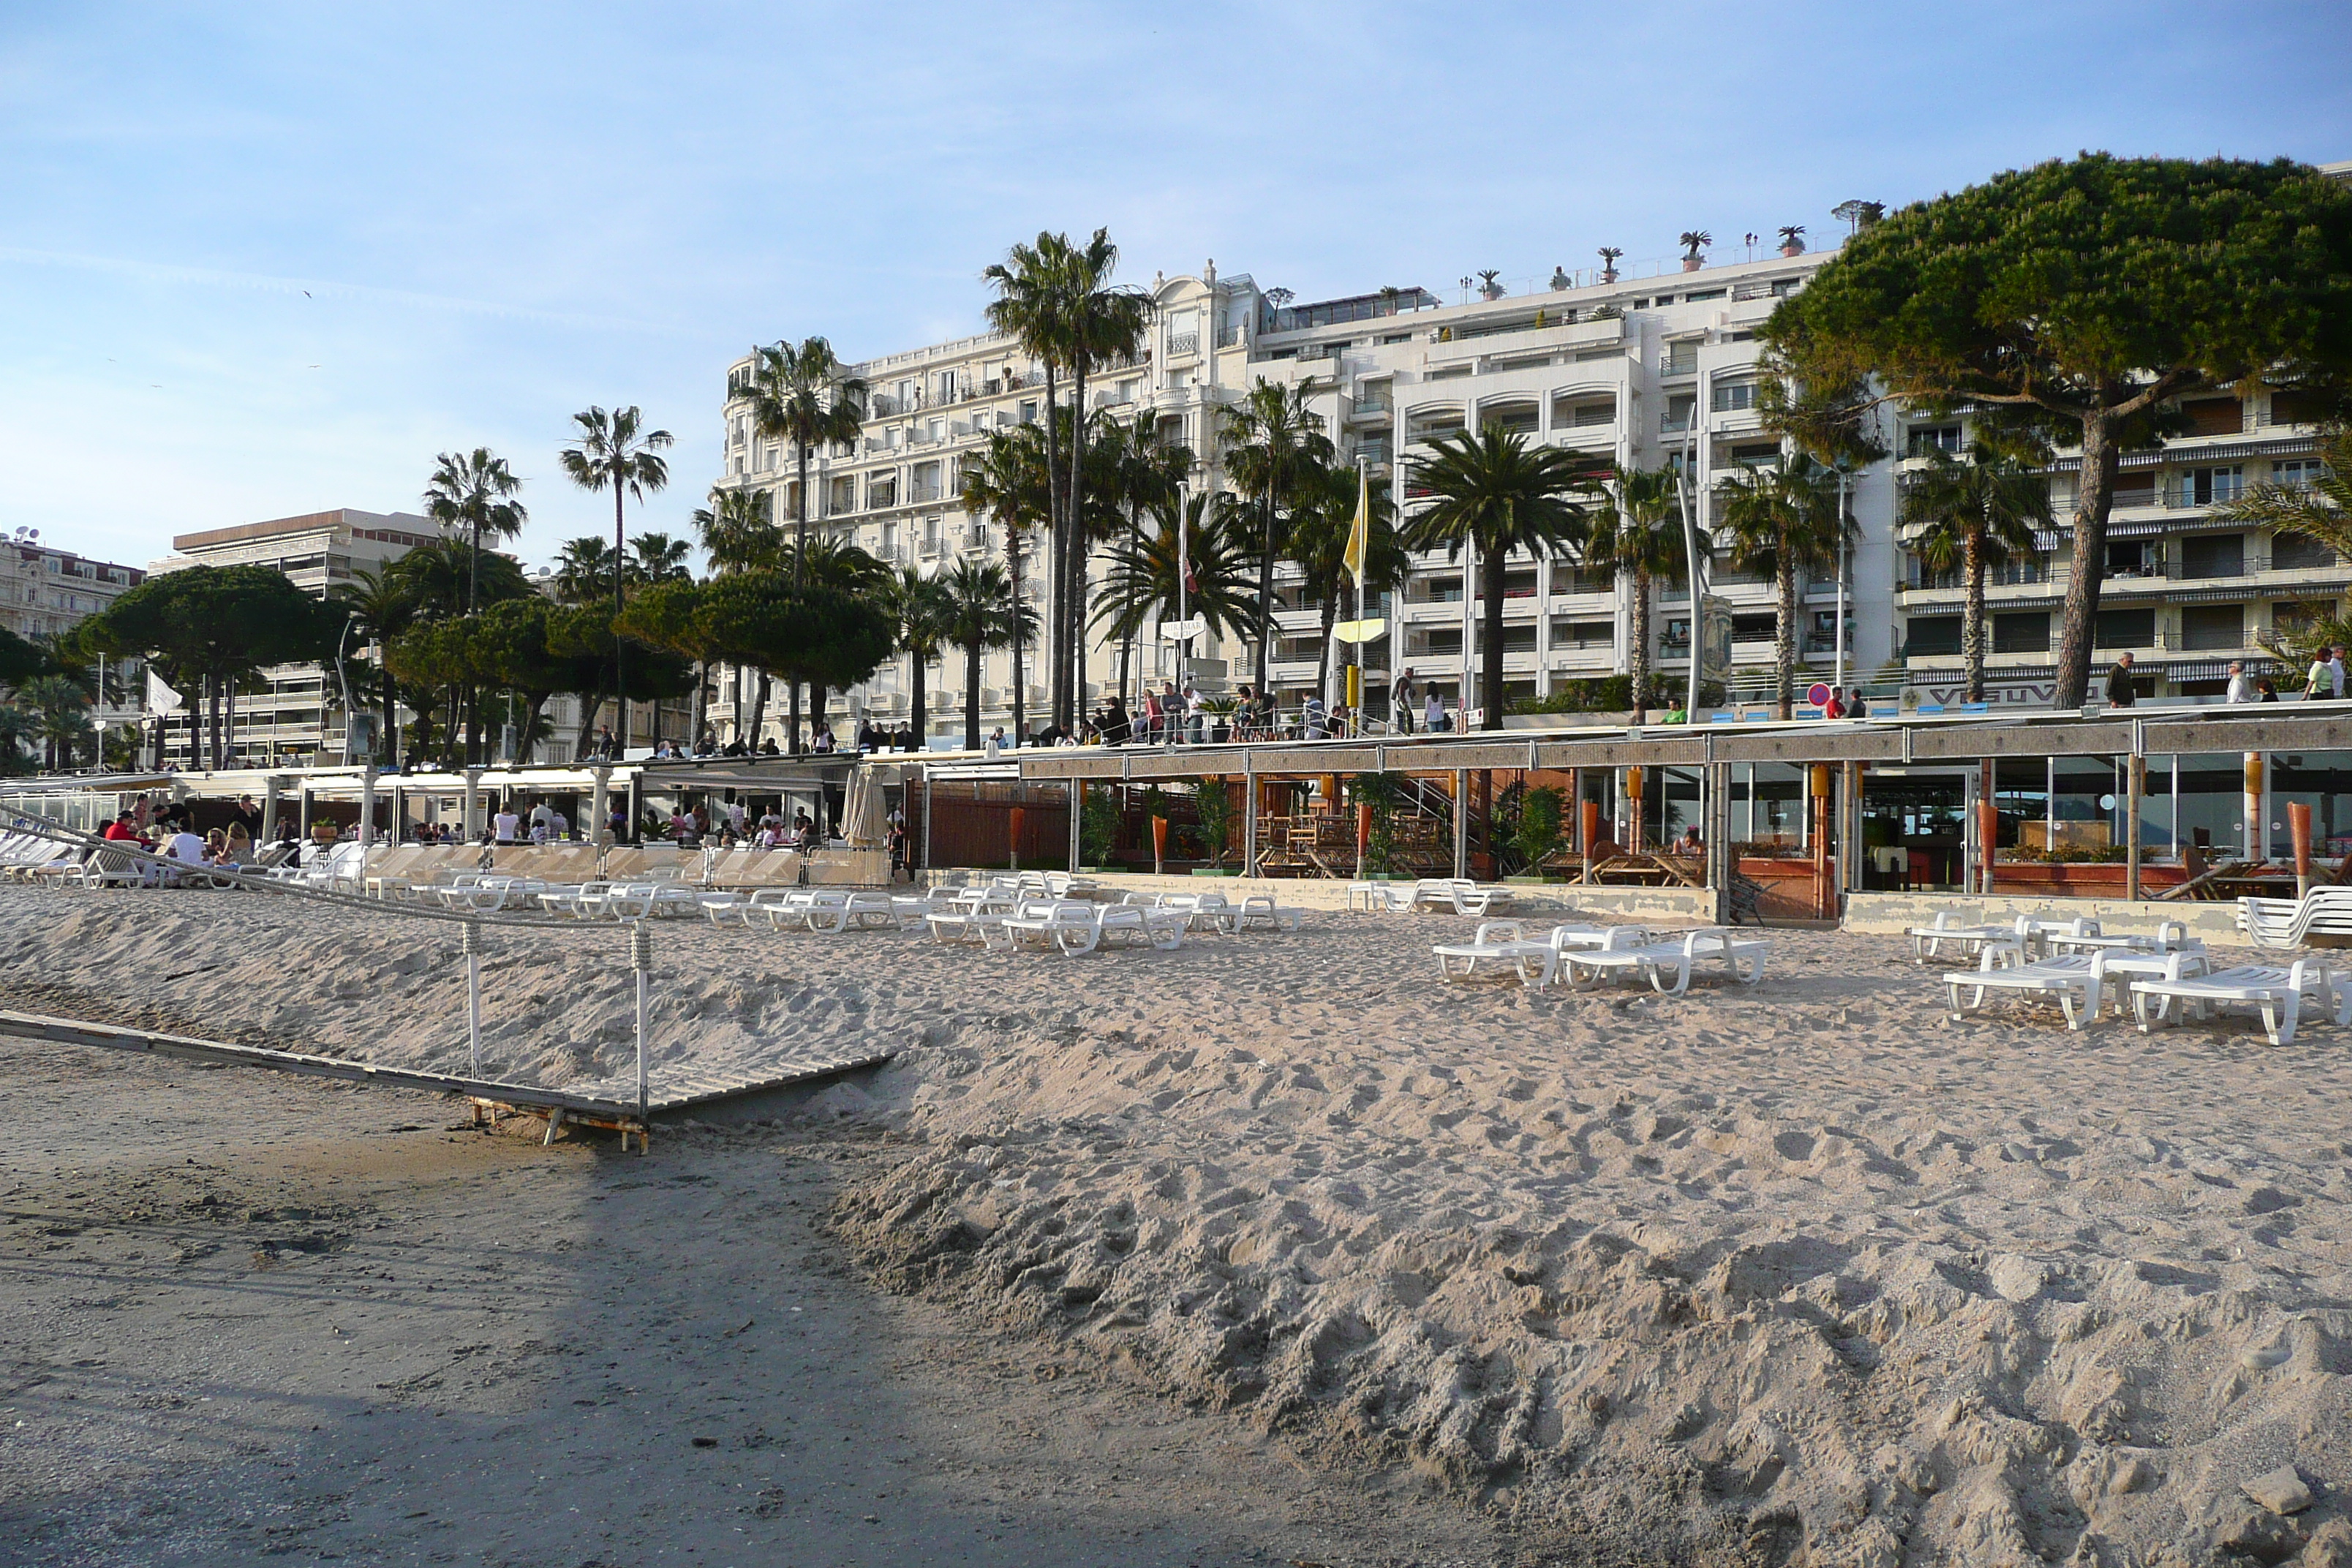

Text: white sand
xmin=5 ymin=883 xmax=2348 ymax=1566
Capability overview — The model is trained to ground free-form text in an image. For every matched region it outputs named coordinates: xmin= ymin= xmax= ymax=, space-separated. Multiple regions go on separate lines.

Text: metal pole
xmin=1243 ymin=753 xmax=1259 ymax=875
xmin=631 ymin=919 xmax=652 ymax=1126
xmin=1452 ymin=769 xmax=1469 ymax=881
xmin=1677 ymin=427 xmax=1702 ymax=722
xmin=921 ymin=764 xmax=932 ymax=877
xmin=463 ymin=919 xmax=483 ymax=1079
xmin=1833 ymin=468 xmax=1849 ymax=694
xmin=1067 ymin=781 xmax=1082 ymax=872
xmin=1176 ymin=481 xmax=1189 ymax=701
xmin=2126 ymin=753 xmax=2144 ymax=902
xmin=1460 ymin=537 xmax=1476 ymax=731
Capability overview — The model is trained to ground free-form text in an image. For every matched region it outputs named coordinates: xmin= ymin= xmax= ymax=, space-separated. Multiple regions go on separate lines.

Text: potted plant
xmin=1679 ymin=230 xmax=1711 ymax=273
xmin=1597 ymin=246 xmax=1621 ymax=284
xmin=1505 ymin=784 xmax=1565 ymax=883
xmin=1199 ymin=696 xmax=1239 ymax=742
xmin=1777 ymin=225 xmax=1806 ymax=258
xmin=1191 ymin=777 xmax=1238 ymax=874
xmin=1476 ymin=269 xmax=1505 ymax=301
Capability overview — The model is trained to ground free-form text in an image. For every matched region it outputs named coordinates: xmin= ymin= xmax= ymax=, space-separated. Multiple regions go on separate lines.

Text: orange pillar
xmin=1008 ymin=804 xmax=1025 ymax=872
xmin=2291 ymin=800 xmax=2314 ymax=897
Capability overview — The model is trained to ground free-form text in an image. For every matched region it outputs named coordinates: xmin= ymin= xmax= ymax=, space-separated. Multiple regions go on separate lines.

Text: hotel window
xmin=910 ymin=461 xmax=941 ymax=504
xmin=1992 ymin=611 xmax=2050 ymax=653
xmin=1907 ymin=424 xmax=1961 ymax=456
xmin=829 ymin=475 xmax=856 ymax=513
xmin=2276 ymin=459 xmax=2323 ymax=490
xmin=2274 ymin=532 xmax=2337 ymax=570
xmin=868 ymin=472 xmax=897 ymax=509
xmin=1710 ymin=377 xmax=1759 ymax=413
xmin=2095 ymin=608 xmax=2155 ymax=648
xmin=2185 ymin=466 xmax=2244 ymax=506
xmin=1662 ymin=341 xmax=1700 ymax=376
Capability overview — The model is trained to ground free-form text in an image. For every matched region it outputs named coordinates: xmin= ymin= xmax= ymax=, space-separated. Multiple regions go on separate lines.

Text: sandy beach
xmin=4 ymin=882 xmax=2349 ymax=1567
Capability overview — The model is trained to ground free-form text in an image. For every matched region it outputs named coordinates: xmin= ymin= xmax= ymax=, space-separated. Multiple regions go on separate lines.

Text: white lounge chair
xmin=1433 ymin=922 xmax=1648 ymax=986
xmin=1556 ymin=927 xmax=1769 ymax=996
xmin=1907 ymin=911 xmax=2028 ymax=965
xmin=1003 ymin=900 xmax=1104 ymax=955
xmin=2129 ymin=951 xmax=2351 ymax=1047
xmin=1232 ymin=894 xmax=1305 ymax=933
xmin=1096 ymin=904 xmax=1187 ymax=950
xmin=1346 ymin=881 xmax=1414 ymax=913
xmin=1943 ymin=944 xmax=2106 ymax=1030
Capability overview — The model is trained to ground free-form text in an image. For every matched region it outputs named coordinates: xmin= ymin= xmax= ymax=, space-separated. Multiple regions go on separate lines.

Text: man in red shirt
xmin=102 ymin=815 xmax=139 ymax=842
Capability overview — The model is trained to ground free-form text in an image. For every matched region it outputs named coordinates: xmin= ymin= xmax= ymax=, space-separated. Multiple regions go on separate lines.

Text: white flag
xmin=146 ymin=670 xmax=184 ymax=716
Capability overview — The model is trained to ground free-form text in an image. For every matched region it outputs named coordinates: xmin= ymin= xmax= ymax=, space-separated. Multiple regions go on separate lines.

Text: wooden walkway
xmin=0 ymin=1009 xmax=894 ymax=1153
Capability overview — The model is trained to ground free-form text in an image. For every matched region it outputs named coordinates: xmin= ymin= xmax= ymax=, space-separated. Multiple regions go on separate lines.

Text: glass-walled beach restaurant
xmin=9 ymin=706 xmax=2352 ymax=921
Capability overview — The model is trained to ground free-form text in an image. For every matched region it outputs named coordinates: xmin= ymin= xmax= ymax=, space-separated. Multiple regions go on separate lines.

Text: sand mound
xmin=7 ymin=886 xmax=2348 ymax=1564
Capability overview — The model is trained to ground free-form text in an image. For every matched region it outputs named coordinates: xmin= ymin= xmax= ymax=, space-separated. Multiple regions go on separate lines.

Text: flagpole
xmin=1352 ymin=455 xmax=1366 ymax=735
xmin=1176 ymin=483 xmax=1189 ymax=700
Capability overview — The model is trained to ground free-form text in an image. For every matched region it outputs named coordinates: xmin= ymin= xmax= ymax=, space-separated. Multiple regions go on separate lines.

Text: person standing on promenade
xmin=2106 ymin=651 xmax=2138 ymax=708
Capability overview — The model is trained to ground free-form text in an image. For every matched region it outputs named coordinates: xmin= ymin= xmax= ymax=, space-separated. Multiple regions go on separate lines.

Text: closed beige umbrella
xmin=845 ymin=766 xmax=889 ymax=848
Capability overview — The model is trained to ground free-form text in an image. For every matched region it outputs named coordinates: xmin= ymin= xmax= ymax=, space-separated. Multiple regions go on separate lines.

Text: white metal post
xmin=462 ymin=919 xmax=483 ymax=1079
xmin=631 ymin=919 xmax=652 ymax=1124
xmin=1676 ymin=428 xmax=1703 ymax=721
xmin=1833 ymin=467 xmax=1849 ymax=694
xmin=1459 ymin=538 xmax=1475 ymax=731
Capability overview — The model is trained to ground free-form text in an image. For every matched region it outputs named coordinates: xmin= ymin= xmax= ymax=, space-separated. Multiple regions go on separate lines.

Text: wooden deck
xmin=0 ymin=1009 xmax=893 ymax=1153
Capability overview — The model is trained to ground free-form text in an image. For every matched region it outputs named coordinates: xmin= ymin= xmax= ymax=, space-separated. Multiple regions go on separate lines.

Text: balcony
xmin=1351 ymin=398 xmax=1392 ymax=421
xmin=1166 ymin=331 xmax=1201 ymax=356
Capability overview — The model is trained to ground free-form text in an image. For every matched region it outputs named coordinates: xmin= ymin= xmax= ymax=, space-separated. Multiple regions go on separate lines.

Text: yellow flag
xmin=1342 ymin=462 xmax=1369 ymax=588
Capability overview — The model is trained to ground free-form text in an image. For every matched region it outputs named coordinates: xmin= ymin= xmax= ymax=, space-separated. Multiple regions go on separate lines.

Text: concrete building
xmin=147 ymin=508 xmax=440 ymax=764
xmin=0 ymin=532 xmax=143 ymax=646
xmin=717 ymin=251 xmax=1885 ymax=740
xmin=718 ymin=161 xmax=2351 ymax=739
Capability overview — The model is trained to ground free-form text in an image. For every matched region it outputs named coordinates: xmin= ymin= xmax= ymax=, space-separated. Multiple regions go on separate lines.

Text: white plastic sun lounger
xmin=1231 ymin=894 xmax=1305 ymax=933
xmin=1907 ymin=911 xmax=2028 ymax=965
xmin=2129 ymin=951 xmax=2351 ymax=1047
xmin=1943 ymin=945 xmax=2107 ymax=1030
xmin=1556 ymin=927 xmax=1768 ymax=996
xmin=1003 ymin=900 xmax=1104 ymax=955
xmin=1096 ymin=904 xmax=1186 ymax=950
xmin=1433 ymin=922 xmax=1651 ymax=986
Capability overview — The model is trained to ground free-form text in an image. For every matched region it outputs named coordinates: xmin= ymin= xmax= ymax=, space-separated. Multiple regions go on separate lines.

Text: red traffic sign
xmin=1806 ymin=682 xmax=1833 ymax=708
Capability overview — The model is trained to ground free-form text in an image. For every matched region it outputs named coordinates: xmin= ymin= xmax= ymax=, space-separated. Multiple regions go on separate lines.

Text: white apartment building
xmin=719 ymin=252 xmax=1891 ymax=739
xmin=148 ymin=508 xmax=439 ymax=764
xmin=0 ymin=533 xmax=143 ymax=645
xmin=720 ymin=167 xmax=2351 ymax=738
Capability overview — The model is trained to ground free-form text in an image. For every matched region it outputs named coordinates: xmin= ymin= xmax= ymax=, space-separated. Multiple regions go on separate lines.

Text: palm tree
xmin=936 ymin=558 xmax=1021 ymax=751
xmin=630 ymin=532 xmax=693 ymax=584
xmin=1718 ymin=455 xmax=1851 ymax=719
xmin=1223 ymin=380 xmax=1335 ymax=698
xmin=331 ymin=565 xmax=420 ymax=765
xmin=795 ymin=538 xmax=892 ymax=740
xmin=559 ymin=406 xmax=671 ymax=752
xmin=1055 ymin=230 xmax=1152 ymax=727
xmin=2218 ymin=424 xmax=2352 ymax=557
xmin=1582 ymin=466 xmax=1680 ymax=713
xmin=985 ymin=235 xmax=1077 ymax=720
xmin=886 ymin=566 xmax=953 ymax=747
xmin=1403 ymin=424 xmax=1606 ymax=729
xmin=421 ymin=447 xmax=527 ymax=613
xmin=15 ymin=673 xmax=91 ymax=772
xmin=736 ymin=338 xmax=865 ymax=750
xmin=1900 ymin=439 xmax=2052 ymax=701
xmin=552 ymin=537 xmax=622 ymax=606
xmin=1282 ymin=456 xmax=1406 ymax=704
xmin=692 ymin=486 xmax=783 ymax=574
xmin=1093 ymin=490 xmax=1262 ymax=662
xmin=1679 ymin=230 xmax=1712 ymax=265
xmin=1097 ymin=415 xmax=1193 ymax=703
xmin=962 ymin=426 xmax=1055 ymax=740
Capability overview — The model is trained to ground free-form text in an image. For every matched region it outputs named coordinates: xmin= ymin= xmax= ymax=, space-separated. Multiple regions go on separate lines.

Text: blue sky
xmin=4 ymin=1 xmax=2348 ymax=573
